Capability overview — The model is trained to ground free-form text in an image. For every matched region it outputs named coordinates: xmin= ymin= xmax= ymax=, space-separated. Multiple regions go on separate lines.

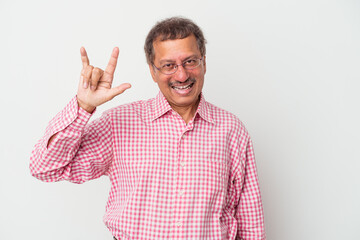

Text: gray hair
xmin=144 ymin=17 xmax=207 ymax=65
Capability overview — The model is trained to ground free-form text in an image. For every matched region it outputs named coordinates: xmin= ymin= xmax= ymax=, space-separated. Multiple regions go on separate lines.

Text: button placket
xmin=173 ymin=125 xmax=189 ymax=235
xmin=179 ymin=131 xmax=187 ymax=168
xmin=181 ymin=131 xmax=187 ymax=140
xmin=178 ymin=189 xmax=185 ymax=196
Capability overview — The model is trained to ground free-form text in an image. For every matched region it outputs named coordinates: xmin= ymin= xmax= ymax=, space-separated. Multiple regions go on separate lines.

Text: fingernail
xmin=91 ymin=85 xmax=96 ymax=91
xmin=83 ymin=81 xmax=88 ymax=89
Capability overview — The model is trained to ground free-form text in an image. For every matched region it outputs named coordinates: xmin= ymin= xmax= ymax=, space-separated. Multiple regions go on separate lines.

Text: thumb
xmin=107 ymin=83 xmax=132 ymax=100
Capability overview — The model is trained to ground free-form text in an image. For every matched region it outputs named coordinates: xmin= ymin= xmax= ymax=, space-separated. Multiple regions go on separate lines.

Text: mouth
xmin=170 ymin=79 xmax=195 ymax=95
xmin=171 ymin=82 xmax=194 ymax=90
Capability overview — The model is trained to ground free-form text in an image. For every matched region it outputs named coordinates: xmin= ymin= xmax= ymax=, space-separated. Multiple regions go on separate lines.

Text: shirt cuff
xmin=65 ymin=96 xmax=95 ymax=131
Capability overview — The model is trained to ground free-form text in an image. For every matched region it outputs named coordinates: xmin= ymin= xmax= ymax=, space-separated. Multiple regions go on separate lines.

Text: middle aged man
xmin=30 ymin=17 xmax=266 ymax=239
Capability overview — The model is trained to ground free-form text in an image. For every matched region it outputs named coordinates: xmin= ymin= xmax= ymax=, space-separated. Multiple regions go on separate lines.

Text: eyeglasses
xmin=153 ymin=58 xmax=203 ymax=75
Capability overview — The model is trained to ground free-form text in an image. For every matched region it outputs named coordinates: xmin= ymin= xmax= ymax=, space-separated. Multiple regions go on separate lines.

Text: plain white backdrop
xmin=1 ymin=0 xmax=359 ymax=239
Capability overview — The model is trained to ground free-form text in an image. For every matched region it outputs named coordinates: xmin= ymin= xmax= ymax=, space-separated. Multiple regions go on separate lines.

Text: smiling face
xmin=149 ymin=34 xmax=206 ymax=115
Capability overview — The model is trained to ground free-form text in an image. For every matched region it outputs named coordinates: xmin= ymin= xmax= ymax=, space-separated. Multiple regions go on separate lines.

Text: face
xmin=149 ymin=34 xmax=206 ymax=112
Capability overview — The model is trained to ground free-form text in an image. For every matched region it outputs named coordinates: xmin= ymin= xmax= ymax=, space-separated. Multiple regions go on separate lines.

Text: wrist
xmin=77 ymin=97 xmax=96 ymax=113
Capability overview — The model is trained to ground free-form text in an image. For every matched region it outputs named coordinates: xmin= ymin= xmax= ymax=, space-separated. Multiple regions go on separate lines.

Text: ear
xmin=202 ymin=56 xmax=206 ymax=74
xmin=148 ymin=64 xmax=157 ymax=83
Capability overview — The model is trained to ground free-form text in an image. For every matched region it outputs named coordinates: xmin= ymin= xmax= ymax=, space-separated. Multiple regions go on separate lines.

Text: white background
xmin=1 ymin=0 xmax=359 ymax=239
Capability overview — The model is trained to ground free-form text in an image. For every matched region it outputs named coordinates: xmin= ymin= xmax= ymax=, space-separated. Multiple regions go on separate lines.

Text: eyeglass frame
xmin=152 ymin=57 xmax=203 ymax=75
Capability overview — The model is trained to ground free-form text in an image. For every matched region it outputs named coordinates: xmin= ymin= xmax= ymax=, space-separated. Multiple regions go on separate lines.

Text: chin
xmin=173 ymin=95 xmax=199 ymax=107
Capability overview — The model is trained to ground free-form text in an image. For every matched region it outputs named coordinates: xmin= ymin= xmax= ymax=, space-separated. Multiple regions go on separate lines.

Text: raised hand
xmin=77 ymin=47 xmax=131 ymax=113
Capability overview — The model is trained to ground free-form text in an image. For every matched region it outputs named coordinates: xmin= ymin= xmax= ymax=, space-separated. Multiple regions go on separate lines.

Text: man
xmin=30 ymin=17 xmax=266 ymax=239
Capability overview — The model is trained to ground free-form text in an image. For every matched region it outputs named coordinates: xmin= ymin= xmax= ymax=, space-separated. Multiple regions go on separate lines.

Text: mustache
xmin=169 ymin=78 xmax=196 ymax=87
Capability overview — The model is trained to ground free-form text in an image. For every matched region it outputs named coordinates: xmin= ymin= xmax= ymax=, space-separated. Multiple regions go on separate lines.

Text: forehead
xmin=153 ymin=35 xmax=200 ymax=62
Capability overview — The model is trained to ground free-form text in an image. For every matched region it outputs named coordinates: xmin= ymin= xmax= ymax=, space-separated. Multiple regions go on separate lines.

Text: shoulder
xmin=101 ymin=97 xmax=155 ymax=122
xmin=205 ymin=101 xmax=248 ymax=134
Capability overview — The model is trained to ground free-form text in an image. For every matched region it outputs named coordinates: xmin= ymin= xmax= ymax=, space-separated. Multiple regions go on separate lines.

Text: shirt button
xmin=179 ymin=162 xmax=185 ymax=167
xmin=176 ymin=221 xmax=182 ymax=227
xmin=178 ymin=189 xmax=185 ymax=196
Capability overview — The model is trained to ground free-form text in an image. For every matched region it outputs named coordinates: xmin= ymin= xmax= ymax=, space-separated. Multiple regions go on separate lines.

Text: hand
xmin=77 ymin=47 xmax=131 ymax=113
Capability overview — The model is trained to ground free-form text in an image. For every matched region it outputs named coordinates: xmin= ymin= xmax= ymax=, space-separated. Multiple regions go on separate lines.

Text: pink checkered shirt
xmin=30 ymin=92 xmax=265 ymax=240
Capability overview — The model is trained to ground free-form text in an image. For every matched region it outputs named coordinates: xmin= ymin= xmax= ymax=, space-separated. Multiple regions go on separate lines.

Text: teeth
xmin=173 ymin=83 xmax=192 ymax=89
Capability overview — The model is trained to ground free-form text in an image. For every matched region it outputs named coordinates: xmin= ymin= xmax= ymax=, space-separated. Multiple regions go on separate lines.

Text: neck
xmin=170 ymin=99 xmax=200 ymax=124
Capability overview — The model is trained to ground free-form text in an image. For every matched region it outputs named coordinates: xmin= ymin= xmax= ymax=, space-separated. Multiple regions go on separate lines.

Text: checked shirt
xmin=30 ymin=92 xmax=265 ymax=239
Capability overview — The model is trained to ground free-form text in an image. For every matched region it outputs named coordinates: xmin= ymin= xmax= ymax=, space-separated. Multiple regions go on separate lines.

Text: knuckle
xmin=93 ymin=68 xmax=102 ymax=76
xmin=93 ymin=67 xmax=101 ymax=72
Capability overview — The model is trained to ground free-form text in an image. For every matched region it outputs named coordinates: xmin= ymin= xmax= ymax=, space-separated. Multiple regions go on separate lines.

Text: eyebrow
xmin=159 ymin=55 xmax=199 ymax=64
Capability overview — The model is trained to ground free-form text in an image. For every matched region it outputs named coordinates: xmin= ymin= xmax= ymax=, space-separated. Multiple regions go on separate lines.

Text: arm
xmin=30 ymin=97 xmax=113 ymax=183
xmin=235 ymin=138 xmax=266 ymax=240
xmin=30 ymin=47 xmax=131 ymax=183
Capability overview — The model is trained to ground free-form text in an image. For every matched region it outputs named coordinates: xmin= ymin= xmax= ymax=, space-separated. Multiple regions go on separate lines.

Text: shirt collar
xmin=151 ymin=92 xmax=215 ymax=124
xmin=196 ymin=93 xmax=215 ymax=124
xmin=151 ymin=92 xmax=173 ymax=121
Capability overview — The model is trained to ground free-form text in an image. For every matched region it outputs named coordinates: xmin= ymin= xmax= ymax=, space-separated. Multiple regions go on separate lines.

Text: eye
xmin=184 ymin=59 xmax=197 ymax=66
xmin=161 ymin=63 xmax=175 ymax=70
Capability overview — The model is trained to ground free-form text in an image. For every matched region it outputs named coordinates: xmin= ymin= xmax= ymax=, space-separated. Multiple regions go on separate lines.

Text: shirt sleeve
xmin=234 ymin=137 xmax=266 ymax=240
xmin=29 ymin=96 xmax=114 ymax=184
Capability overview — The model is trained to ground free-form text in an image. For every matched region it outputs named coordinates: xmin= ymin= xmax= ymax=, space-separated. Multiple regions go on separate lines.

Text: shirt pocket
xmin=191 ymin=158 xmax=229 ymax=215
xmin=198 ymin=159 xmax=228 ymax=188
xmin=206 ymin=145 xmax=230 ymax=201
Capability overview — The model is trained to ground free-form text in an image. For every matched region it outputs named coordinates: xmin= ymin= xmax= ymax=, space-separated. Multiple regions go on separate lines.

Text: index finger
xmin=80 ymin=47 xmax=90 ymax=68
xmin=105 ymin=47 xmax=119 ymax=76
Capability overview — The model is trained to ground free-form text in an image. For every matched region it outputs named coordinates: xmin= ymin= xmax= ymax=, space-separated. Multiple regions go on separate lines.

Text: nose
xmin=173 ymin=65 xmax=189 ymax=82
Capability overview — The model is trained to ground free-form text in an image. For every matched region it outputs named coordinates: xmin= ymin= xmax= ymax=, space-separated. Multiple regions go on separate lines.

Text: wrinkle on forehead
xmin=153 ymin=35 xmax=201 ymax=64
xmin=159 ymin=54 xmax=199 ymax=65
